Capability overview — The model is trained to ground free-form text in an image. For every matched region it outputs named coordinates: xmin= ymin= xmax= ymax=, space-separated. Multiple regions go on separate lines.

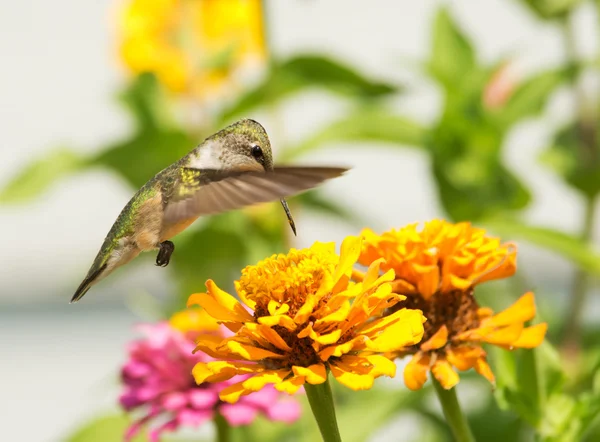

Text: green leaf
xmin=483 ymin=217 xmax=600 ymax=275
xmin=428 ymin=7 xmax=476 ymax=89
xmin=65 ymin=414 xmax=145 ymax=442
xmin=118 ymin=72 xmax=175 ymax=132
xmin=0 ymin=148 xmax=84 ymax=203
xmin=220 ymin=55 xmax=398 ymax=122
xmin=281 ymin=108 xmax=427 ymax=161
xmin=521 ymin=0 xmax=583 ymax=20
xmin=92 ymin=128 xmax=194 ymax=189
xmin=491 ymin=70 xmax=566 ymax=129
xmin=540 ymin=123 xmax=600 ymax=198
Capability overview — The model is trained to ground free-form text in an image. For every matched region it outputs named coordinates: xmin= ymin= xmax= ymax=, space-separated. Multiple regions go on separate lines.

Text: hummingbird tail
xmin=70 ymin=263 xmax=108 ymax=303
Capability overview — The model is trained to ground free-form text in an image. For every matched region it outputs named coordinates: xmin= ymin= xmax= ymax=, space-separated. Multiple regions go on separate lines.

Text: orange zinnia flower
xmin=187 ymin=236 xmax=425 ymax=403
xmin=357 ymin=220 xmax=547 ymax=390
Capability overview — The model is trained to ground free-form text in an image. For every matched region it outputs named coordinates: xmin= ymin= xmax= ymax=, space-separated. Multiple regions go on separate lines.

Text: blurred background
xmin=2 ymin=0 xmax=600 ymax=441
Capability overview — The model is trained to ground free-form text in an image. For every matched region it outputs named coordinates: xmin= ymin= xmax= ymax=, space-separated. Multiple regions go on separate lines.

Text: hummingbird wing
xmin=163 ymin=166 xmax=347 ymax=224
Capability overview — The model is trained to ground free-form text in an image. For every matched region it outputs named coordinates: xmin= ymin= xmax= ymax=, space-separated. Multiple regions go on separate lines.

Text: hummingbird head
xmin=208 ymin=119 xmax=274 ymax=172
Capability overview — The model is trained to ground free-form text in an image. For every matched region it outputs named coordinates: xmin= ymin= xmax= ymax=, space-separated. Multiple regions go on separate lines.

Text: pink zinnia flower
xmin=119 ymin=322 xmax=301 ymax=441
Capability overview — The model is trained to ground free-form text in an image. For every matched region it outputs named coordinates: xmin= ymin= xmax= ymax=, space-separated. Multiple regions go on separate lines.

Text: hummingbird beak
xmin=280 ymin=198 xmax=297 ymax=236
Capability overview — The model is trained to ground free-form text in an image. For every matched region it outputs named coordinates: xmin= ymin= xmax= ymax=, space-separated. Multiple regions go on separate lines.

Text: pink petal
xmin=266 ymin=400 xmax=302 ymax=423
xmin=162 ymin=392 xmax=188 ymax=410
xmin=177 ymin=409 xmax=213 ymax=427
xmin=149 ymin=419 xmax=178 ymax=442
xmin=188 ymin=389 xmax=219 ymax=409
xmin=238 ymin=387 xmax=278 ymax=408
xmin=220 ymin=403 xmax=259 ymax=426
xmin=123 ymin=361 xmax=151 ymax=378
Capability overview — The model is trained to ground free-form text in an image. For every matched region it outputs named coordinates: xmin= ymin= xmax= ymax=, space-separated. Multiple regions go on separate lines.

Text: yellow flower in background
xmin=119 ymin=0 xmax=265 ymax=97
xmin=187 ymin=236 xmax=426 ymax=403
xmin=357 ymin=220 xmax=547 ymax=390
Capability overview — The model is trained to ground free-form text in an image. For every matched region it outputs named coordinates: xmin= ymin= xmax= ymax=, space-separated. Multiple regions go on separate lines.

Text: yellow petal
xmin=315 ymin=300 xmax=351 ymax=325
xmin=511 ymin=323 xmax=547 ymax=348
xmin=299 ymin=323 xmax=342 ymax=345
xmin=219 ymin=382 xmax=251 ymax=404
xmin=226 ymin=340 xmax=283 ymax=360
xmin=420 ymin=325 xmax=448 ymax=351
xmin=292 ymin=364 xmax=327 ymax=384
xmin=488 ymin=292 xmax=536 ymax=327
xmin=366 ymin=309 xmax=425 ymax=352
xmin=366 ymin=355 xmax=397 ymax=378
xmin=431 ymin=358 xmax=459 ymax=389
xmin=333 ymin=236 xmax=362 ymax=286
xmin=242 ymin=370 xmax=289 ymax=391
xmin=330 ymin=362 xmax=375 ymax=390
xmin=258 ymin=314 xmax=297 ymax=330
xmin=448 ymin=274 xmax=472 ymax=291
xmin=274 ymin=375 xmax=305 ymax=394
xmin=403 ymin=353 xmax=430 ymax=391
xmin=319 ymin=336 xmax=365 ymax=361
xmin=234 ymin=280 xmax=256 ymax=310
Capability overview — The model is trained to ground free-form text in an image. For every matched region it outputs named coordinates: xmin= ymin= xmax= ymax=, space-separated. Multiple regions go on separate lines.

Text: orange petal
xmin=187 ymin=280 xmax=253 ymax=323
xmin=445 ymin=346 xmax=484 ymax=371
xmin=431 ymin=357 xmax=460 ymax=389
xmin=413 ymin=263 xmax=440 ymax=299
xmin=482 ymin=322 xmax=524 ymax=345
xmin=420 ymin=325 xmax=448 ymax=351
xmin=192 ymin=334 xmax=229 ymax=359
xmin=511 ymin=323 xmax=547 ymax=348
xmin=292 ymin=364 xmax=327 ymax=384
xmin=403 ymin=353 xmax=430 ymax=390
xmin=488 ymin=292 xmax=536 ymax=327
xmin=474 ymin=357 xmax=495 ymax=386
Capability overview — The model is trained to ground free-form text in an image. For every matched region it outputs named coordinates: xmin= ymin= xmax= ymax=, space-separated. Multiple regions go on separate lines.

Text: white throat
xmin=189 ymin=140 xmax=224 ymax=169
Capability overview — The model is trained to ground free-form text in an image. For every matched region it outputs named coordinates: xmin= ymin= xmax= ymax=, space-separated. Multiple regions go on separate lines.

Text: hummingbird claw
xmin=156 ymin=241 xmax=175 ymax=267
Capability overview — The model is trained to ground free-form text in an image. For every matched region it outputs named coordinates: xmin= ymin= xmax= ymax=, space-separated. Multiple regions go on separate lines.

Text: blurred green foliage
xmin=5 ymin=0 xmax=600 ymax=441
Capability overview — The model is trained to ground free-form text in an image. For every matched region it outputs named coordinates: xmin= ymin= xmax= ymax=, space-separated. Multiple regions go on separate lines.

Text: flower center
xmin=396 ymin=288 xmax=481 ymax=353
xmin=239 ymin=247 xmax=338 ymax=317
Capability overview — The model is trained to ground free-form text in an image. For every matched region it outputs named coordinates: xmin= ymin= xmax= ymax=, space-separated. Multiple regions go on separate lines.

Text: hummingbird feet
xmin=156 ymin=241 xmax=175 ymax=267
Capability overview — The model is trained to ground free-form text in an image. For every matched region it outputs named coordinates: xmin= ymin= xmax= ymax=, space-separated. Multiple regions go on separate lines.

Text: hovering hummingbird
xmin=70 ymin=119 xmax=347 ymax=303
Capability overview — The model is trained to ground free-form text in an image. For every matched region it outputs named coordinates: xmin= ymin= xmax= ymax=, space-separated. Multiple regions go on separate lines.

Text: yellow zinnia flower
xmin=118 ymin=0 xmax=265 ymax=98
xmin=187 ymin=236 xmax=426 ymax=403
xmin=357 ymin=220 xmax=548 ymax=391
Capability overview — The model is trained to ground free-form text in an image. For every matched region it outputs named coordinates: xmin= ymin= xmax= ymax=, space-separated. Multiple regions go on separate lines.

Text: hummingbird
xmin=70 ymin=119 xmax=347 ymax=303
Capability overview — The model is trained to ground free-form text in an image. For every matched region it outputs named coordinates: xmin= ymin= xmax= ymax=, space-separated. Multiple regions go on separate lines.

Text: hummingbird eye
xmin=251 ymin=144 xmax=263 ymax=160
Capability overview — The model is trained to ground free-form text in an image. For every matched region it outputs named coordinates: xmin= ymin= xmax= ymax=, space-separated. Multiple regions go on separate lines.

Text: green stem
xmin=431 ymin=377 xmax=476 ymax=442
xmin=304 ymin=377 xmax=343 ymax=442
xmin=562 ymin=195 xmax=597 ymax=349
xmin=214 ymin=412 xmax=231 ymax=442
xmin=559 ymin=11 xmax=599 ymax=352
